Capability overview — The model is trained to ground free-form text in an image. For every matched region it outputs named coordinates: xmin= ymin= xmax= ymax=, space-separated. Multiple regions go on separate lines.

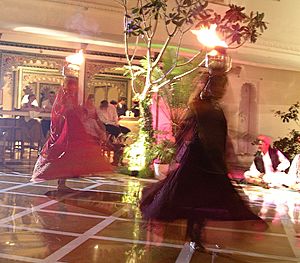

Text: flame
xmin=191 ymin=24 xmax=227 ymax=48
xmin=207 ymin=49 xmax=219 ymax=56
xmin=65 ymin=49 xmax=84 ymax=65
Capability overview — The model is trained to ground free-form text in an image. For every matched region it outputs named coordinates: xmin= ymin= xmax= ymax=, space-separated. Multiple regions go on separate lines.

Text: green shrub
xmin=273 ymin=102 xmax=300 ymax=160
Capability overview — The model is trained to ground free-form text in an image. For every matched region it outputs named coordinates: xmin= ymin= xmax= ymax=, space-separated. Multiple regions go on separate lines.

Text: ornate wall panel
xmin=0 ymin=52 xmax=65 ymax=109
xmin=85 ymin=60 xmax=130 ymax=107
xmin=0 ymin=51 xmax=130 ymax=109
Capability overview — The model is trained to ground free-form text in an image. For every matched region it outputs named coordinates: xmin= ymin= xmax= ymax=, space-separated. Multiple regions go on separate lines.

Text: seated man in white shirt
xmin=21 ymin=92 xmax=39 ymax=108
xmin=96 ymin=100 xmax=130 ymax=138
xmin=244 ymin=135 xmax=292 ymax=188
xmin=93 ymin=104 xmax=127 ymax=166
xmin=288 ymin=154 xmax=300 ymax=189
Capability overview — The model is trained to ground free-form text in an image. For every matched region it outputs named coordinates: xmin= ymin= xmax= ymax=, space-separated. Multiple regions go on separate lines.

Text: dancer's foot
xmin=189 ymin=241 xmax=206 ymax=252
xmin=57 ymin=179 xmax=74 ymax=192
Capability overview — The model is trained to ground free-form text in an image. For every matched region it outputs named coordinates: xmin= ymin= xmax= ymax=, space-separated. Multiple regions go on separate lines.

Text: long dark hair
xmin=188 ymin=73 xmax=228 ymax=107
xmin=200 ymin=74 xmax=228 ymax=101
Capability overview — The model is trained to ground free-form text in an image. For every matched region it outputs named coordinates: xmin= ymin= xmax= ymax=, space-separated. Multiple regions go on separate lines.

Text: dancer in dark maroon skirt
xmin=140 ymin=73 xmax=267 ymax=250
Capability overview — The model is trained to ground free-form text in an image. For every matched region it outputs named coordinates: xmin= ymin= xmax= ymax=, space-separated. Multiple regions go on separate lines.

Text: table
xmin=0 ymin=110 xmax=49 ymax=157
xmin=0 ymin=110 xmax=50 ymax=118
xmin=119 ymin=116 xmax=140 ymax=134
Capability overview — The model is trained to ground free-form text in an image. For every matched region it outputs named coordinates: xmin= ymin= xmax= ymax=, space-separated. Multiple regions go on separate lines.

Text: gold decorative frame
xmin=13 ymin=66 xmax=63 ymax=109
xmin=89 ymin=74 xmax=130 ymax=108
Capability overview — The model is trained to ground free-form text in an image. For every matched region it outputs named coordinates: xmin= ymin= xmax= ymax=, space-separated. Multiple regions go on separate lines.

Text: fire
xmin=191 ymin=24 xmax=227 ymax=49
xmin=66 ymin=49 xmax=84 ymax=66
xmin=207 ymin=49 xmax=219 ymax=56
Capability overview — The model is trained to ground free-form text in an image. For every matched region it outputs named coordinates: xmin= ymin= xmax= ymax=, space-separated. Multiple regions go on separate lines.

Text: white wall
xmin=222 ymin=64 xmax=300 ymax=164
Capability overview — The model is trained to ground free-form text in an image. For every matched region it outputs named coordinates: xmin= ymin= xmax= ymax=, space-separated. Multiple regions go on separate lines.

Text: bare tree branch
xmin=153 ymin=58 xmax=206 ymax=91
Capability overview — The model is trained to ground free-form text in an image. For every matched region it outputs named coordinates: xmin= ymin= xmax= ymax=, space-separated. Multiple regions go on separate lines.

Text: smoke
xmin=66 ymin=12 xmax=100 ymax=36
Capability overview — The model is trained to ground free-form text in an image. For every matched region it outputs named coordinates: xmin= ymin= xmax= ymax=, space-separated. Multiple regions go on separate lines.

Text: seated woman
xmin=82 ymin=108 xmax=124 ymax=167
xmin=84 ymin=94 xmax=98 ymax=120
xmin=82 ymin=108 xmax=107 ymax=143
xmin=244 ymin=135 xmax=293 ymax=188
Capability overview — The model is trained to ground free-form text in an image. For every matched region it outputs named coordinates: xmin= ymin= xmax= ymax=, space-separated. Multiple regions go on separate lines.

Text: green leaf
xmin=132 ymin=7 xmax=139 ymax=14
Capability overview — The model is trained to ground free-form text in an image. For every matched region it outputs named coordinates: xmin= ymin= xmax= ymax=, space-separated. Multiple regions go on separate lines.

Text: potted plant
xmin=152 ymin=139 xmax=176 ymax=179
xmin=273 ymin=101 xmax=300 ymax=160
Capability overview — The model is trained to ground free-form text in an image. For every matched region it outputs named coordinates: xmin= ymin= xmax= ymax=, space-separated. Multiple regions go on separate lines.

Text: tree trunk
xmin=125 ymin=94 xmax=155 ymax=177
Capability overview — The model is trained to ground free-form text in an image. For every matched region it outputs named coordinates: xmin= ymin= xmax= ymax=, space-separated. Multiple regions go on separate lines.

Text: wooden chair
xmin=15 ymin=117 xmax=44 ymax=158
xmin=0 ymin=118 xmax=19 ymax=157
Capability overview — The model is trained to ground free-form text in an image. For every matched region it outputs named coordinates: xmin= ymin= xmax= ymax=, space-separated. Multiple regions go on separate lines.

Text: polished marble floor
xmin=0 ymin=159 xmax=299 ymax=263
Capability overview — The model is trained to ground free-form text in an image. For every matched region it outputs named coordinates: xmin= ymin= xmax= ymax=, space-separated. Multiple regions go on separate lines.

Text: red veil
xmin=32 ymin=77 xmax=112 ymax=182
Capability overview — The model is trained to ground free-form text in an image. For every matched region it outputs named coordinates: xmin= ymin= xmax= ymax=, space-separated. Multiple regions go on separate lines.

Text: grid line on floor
xmin=0 ymin=170 xmax=299 ymax=263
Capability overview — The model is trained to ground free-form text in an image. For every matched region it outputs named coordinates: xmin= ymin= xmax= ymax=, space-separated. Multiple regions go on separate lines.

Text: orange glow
xmin=66 ymin=50 xmax=84 ymax=66
xmin=207 ymin=49 xmax=219 ymax=56
xmin=191 ymin=24 xmax=227 ymax=48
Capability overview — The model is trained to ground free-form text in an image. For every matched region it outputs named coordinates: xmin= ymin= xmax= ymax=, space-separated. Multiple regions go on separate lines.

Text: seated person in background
xmin=288 ymin=135 xmax=300 ymax=190
xmin=83 ymin=107 xmax=124 ymax=167
xmin=21 ymin=94 xmax=40 ymax=112
xmin=20 ymin=94 xmax=43 ymax=148
xmin=244 ymin=135 xmax=292 ymax=188
xmin=96 ymin=100 xmax=130 ymax=138
xmin=116 ymin=97 xmax=128 ymax=117
xmin=131 ymin=100 xmax=140 ymax=117
xmin=289 ymin=153 xmax=300 ymax=190
xmin=82 ymin=108 xmax=107 ymax=143
xmin=84 ymin=94 xmax=98 ymax=120
xmin=42 ymin=91 xmax=56 ymax=112
xmin=21 ymin=87 xmax=39 ymax=108
xmin=41 ymin=91 xmax=56 ymax=138
xmin=110 ymin=100 xmax=118 ymax=109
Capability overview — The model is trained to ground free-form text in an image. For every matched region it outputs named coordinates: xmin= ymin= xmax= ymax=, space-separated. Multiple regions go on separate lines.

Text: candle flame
xmin=66 ymin=49 xmax=84 ymax=65
xmin=191 ymin=24 xmax=227 ymax=49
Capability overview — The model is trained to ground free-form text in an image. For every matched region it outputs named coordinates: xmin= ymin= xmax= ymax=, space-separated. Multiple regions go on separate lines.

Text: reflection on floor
xmin=0 ymin=161 xmax=299 ymax=263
